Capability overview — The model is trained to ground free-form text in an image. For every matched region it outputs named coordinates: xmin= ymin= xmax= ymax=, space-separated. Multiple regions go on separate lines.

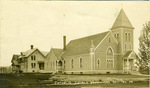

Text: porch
xmin=123 ymin=51 xmax=139 ymax=73
xmin=56 ymin=60 xmax=64 ymax=74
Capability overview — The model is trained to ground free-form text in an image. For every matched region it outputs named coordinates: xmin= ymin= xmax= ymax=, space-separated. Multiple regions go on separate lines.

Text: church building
xmin=46 ymin=9 xmax=139 ymax=74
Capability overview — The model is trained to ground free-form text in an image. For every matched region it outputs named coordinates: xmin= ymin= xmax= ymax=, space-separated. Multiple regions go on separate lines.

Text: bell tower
xmin=111 ymin=9 xmax=134 ymax=54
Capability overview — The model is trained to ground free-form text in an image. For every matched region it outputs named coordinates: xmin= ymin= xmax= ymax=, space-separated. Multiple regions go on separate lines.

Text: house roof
xmin=62 ymin=31 xmax=109 ymax=57
xmin=11 ymin=54 xmax=20 ymax=65
xmin=111 ymin=9 xmax=134 ymax=30
xmin=52 ymin=48 xmax=63 ymax=58
xmin=20 ymin=48 xmax=37 ymax=57
xmin=11 ymin=54 xmax=20 ymax=62
xmin=20 ymin=48 xmax=48 ymax=58
xmin=41 ymin=51 xmax=49 ymax=56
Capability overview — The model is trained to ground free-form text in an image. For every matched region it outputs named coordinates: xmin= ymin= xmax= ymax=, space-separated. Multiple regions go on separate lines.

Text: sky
xmin=0 ymin=1 xmax=150 ymax=66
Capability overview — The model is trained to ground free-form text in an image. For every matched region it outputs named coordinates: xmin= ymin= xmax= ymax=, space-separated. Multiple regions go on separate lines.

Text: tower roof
xmin=111 ymin=9 xmax=134 ymax=30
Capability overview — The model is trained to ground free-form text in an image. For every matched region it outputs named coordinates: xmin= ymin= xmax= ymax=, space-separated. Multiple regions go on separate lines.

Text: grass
xmin=0 ymin=73 xmax=149 ymax=88
xmin=0 ymin=73 xmax=52 ymax=88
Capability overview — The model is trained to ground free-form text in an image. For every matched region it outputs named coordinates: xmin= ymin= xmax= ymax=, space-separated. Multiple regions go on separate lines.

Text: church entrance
xmin=57 ymin=60 xmax=63 ymax=73
xmin=123 ymin=59 xmax=134 ymax=73
xmin=123 ymin=51 xmax=138 ymax=73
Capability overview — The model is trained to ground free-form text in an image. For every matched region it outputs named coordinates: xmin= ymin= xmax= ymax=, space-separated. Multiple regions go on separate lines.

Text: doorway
xmin=39 ymin=63 xmax=44 ymax=70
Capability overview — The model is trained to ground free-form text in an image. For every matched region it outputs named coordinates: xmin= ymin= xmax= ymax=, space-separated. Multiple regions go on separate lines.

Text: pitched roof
xmin=123 ymin=51 xmax=132 ymax=58
xmin=62 ymin=31 xmax=109 ymax=57
xmin=41 ymin=51 xmax=49 ymax=56
xmin=52 ymin=48 xmax=63 ymax=58
xmin=111 ymin=9 xmax=134 ymax=30
xmin=20 ymin=48 xmax=48 ymax=58
xmin=11 ymin=54 xmax=20 ymax=62
xmin=20 ymin=48 xmax=37 ymax=57
xmin=11 ymin=54 xmax=20 ymax=65
xmin=123 ymin=51 xmax=137 ymax=59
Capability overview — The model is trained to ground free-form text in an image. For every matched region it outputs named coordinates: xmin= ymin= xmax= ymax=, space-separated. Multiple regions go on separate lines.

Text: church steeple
xmin=111 ymin=9 xmax=134 ymax=30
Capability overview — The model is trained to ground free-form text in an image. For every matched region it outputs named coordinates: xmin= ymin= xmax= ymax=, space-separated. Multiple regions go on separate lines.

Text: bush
xmin=139 ymin=66 xmax=149 ymax=75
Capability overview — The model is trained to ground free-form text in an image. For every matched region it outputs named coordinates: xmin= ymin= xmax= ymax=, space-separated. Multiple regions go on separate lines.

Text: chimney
xmin=63 ymin=36 xmax=66 ymax=51
xmin=31 ymin=45 xmax=34 ymax=49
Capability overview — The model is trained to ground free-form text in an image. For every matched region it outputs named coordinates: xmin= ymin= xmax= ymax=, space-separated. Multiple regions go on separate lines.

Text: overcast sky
xmin=0 ymin=1 xmax=150 ymax=66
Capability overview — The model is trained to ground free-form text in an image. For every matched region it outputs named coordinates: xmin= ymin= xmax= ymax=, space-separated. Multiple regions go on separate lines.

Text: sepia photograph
xmin=0 ymin=1 xmax=150 ymax=88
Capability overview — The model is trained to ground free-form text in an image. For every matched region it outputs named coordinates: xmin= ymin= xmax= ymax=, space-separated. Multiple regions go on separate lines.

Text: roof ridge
xmin=71 ymin=31 xmax=109 ymax=41
xmin=62 ymin=31 xmax=109 ymax=57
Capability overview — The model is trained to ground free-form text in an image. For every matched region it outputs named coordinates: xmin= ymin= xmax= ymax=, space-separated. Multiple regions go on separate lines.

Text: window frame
xmin=106 ymin=47 xmax=114 ymax=68
xmin=71 ymin=59 xmax=73 ymax=68
xmin=125 ymin=33 xmax=128 ymax=41
xmin=79 ymin=58 xmax=82 ymax=68
xmin=97 ymin=58 xmax=101 ymax=68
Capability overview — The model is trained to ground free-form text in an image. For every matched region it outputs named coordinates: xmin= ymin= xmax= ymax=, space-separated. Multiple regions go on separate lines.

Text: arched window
xmin=125 ymin=33 xmax=127 ymax=41
xmin=64 ymin=60 xmax=66 ymax=68
xmin=128 ymin=33 xmax=130 ymax=41
xmin=80 ymin=58 xmax=82 ymax=68
xmin=109 ymin=37 xmax=111 ymax=43
xmin=71 ymin=59 xmax=73 ymax=68
xmin=97 ymin=59 xmax=100 ymax=68
xmin=107 ymin=48 xmax=113 ymax=59
xmin=106 ymin=47 xmax=114 ymax=68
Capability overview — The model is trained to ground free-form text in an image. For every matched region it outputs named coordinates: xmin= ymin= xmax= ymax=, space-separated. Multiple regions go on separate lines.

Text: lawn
xmin=0 ymin=74 xmax=149 ymax=88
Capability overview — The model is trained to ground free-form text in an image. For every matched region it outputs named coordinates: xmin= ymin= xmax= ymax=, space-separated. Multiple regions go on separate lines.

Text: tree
xmin=138 ymin=21 xmax=150 ymax=74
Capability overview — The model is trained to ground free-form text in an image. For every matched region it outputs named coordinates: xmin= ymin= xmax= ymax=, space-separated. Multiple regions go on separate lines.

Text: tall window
xmin=114 ymin=34 xmax=116 ymax=38
xmin=109 ymin=37 xmax=111 ymax=43
xmin=107 ymin=48 xmax=113 ymax=59
xmin=106 ymin=47 xmax=114 ymax=67
xmin=106 ymin=60 xmax=113 ymax=67
xmin=129 ymin=44 xmax=132 ymax=50
xmin=128 ymin=33 xmax=130 ymax=41
xmin=125 ymin=33 xmax=127 ymax=41
xmin=31 ymin=63 xmax=33 ymax=68
xmin=31 ymin=63 xmax=36 ymax=68
xmin=97 ymin=59 xmax=100 ymax=68
xmin=31 ymin=55 xmax=36 ymax=60
xmin=51 ymin=62 xmax=52 ymax=68
xmin=31 ymin=55 xmax=34 ymax=60
xmin=117 ymin=33 xmax=119 ymax=39
xmin=64 ymin=60 xmax=66 ymax=68
xmin=34 ymin=63 xmax=36 ymax=68
xmin=80 ymin=58 xmax=82 ymax=68
xmin=125 ymin=44 xmax=127 ymax=51
xmin=34 ymin=55 xmax=36 ymax=60
xmin=71 ymin=59 xmax=73 ymax=68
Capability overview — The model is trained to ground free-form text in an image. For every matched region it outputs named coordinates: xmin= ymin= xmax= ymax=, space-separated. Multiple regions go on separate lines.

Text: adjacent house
xmin=11 ymin=54 xmax=20 ymax=73
xmin=12 ymin=45 xmax=48 ymax=73
xmin=11 ymin=9 xmax=139 ymax=74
